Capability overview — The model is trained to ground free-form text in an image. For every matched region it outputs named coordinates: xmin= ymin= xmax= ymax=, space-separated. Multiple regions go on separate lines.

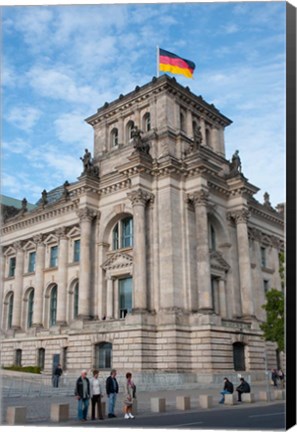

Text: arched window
xmin=233 ymin=342 xmax=246 ymax=371
xmin=111 ymin=128 xmax=119 ymax=147
xmin=126 ymin=121 xmax=135 ymax=142
xmin=8 ymin=293 xmax=14 ymax=329
xmin=143 ymin=113 xmax=151 ymax=132
xmin=50 ymin=285 xmax=57 ymax=326
xmin=74 ymin=282 xmax=79 ymax=319
xmin=95 ymin=342 xmax=112 ymax=369
xmin=27 ymin=289 xmax=34 ymax=328
xmin=180 ymin=111 xmax=186 ymax=132
xmin=112 ymin=217 xmax=133 ymax=250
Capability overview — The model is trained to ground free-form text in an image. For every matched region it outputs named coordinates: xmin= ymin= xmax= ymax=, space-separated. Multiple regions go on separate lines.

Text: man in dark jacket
xmin=106 ymin=369 xmax=119 ymax=418
xmin=75 ymin=370 xmax=90 ymax=421
xmin=236 ymin=377 xmax=251 ymax=402
xmin=53 ymin=364 xmax=63 ymax=388
xmin=219 ymin=377 xmax=234 ymax=404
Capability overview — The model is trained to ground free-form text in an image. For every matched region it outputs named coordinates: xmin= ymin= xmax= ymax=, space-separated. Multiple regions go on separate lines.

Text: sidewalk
xmin=1 ymin=382 xmax=285 ymax=425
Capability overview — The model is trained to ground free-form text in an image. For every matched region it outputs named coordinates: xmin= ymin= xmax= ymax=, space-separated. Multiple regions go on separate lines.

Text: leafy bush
xmin=3 ymin=365 xmax=41 ymax=374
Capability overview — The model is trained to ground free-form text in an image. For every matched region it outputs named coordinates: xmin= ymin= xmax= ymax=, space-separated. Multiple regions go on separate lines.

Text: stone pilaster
xmin=229 ymin=209 xmax=255 ymax=319
xmin=11 ymin=241 xmax=24 ymax=329
xmin=127 ymin=188 xmax=154 ymax=312
xmin=106 ymin=276 xmax=114 ymax=319
xmin=211 ymin=127 xmax=220 ymax=153
xmin=189 ymin=190 xmax=213 ymax=313
xmin=56 ymin=227 xmax=68 ymax=326
xmin=32 ymin=234 xmax=45 ymax=328
xmin=199 ymin=118 xmax=206 ymax=145
xmin=77 ymin=207 xmax=97 ymax=319
xmin=218 ymin=279 xmax=227 ymax=318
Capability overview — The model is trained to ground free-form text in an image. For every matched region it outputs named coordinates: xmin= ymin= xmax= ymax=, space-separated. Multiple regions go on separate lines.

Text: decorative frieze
xmin=76 ymin=207 xmax=99 ymax=222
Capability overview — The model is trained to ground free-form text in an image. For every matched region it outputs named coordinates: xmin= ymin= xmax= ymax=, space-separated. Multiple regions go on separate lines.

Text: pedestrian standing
xmin=271 ymin=369 xmax=278 ymax=387
xmin=123 ymin=372 xmax=136 ymax=419
xmin=106 ymin=369 xmax=119 ymax=418
xmin=90 ymin=369 xmax=104 ymax=420
xmin=53 ymin=364 xmax=63 ymax=388
xmin=75 ymin=369 xmax=90 ymax=421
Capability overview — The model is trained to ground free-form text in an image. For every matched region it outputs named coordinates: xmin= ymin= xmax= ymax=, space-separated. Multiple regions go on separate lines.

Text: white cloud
xmin=2 ymin=138 xmax=31 ymax=155
xmin=5 ymin=106 xmax=42 ymax=132
xmin=54 ymin=112 xmax=93 ymax=145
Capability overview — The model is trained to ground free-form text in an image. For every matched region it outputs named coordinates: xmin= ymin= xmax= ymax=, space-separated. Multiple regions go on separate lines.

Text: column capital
xmin=76 ymin=207 xmax=99 ymax=222
xmin=33 ymin=234 xmax=44 ymax=245
xmin=227 ymin=208 xmax=250 ymax=224
xmin=55 ymin=226 xmax=68 ymax=240
xmin=188 ymin=190 xmax=209 ymax=207
xmin=127 ymin=188 xmax=154 ymax=206
xmin=248 ymin=227 xmax=262 ymax=242
xmin=13 ymin=241 xmax=24 ymax=251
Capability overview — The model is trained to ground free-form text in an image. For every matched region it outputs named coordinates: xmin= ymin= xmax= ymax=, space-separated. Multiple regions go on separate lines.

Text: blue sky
xmin=2 ymin=1 xmax=286 ymax=206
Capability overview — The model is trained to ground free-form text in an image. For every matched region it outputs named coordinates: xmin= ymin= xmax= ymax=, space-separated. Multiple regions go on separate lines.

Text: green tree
xmin=260 ymin=288 xmax=285 ymax=352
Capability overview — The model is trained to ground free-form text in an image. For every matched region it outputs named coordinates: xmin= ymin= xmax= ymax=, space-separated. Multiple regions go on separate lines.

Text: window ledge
xmin=44 ymin=267 xmax=58 ymax=272
xmin=261 ymin=266 xmax=274 ymax=274
xmin=4 ymin=276 xmax=15 ymax=281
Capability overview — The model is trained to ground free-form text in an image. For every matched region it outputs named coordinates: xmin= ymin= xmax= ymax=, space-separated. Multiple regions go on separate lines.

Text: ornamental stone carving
xmin=188 ymin=190 xmax=209 ymax=207
xmin=227 ymin=208 xmax=250 ymax=224
xmin=55 ymin=226 xmax=67 ymax=239
xmin=127 ymin=188 xmax=154 ymax=206
xmin=13 ymin=241 xmax=23 ymax=251
xmin=33 ymin=234 xmax=44 ymax=244
xmin=76 ymin=207 xmax=99 ymax=222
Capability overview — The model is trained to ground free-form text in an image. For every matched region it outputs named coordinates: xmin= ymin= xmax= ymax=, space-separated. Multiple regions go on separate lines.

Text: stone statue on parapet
xmin=21 ymin=198 xmax=28 ymax=213
xmin=80 ymin=148 xmax=99 ymax=177
xmin=263 ymin=192 xmax=272 ymax=208
xmin=41 ymin=189 xmax=48 ymax=206
xmin=193 ymin=124 xmax=203 ymax=149
xmin=229 ymin=150 xmax=242 ymax=175
xmin=130 ymin=125 xmax=150 ymax=155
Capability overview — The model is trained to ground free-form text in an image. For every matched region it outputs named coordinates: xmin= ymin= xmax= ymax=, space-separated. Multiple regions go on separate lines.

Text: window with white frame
xmin=28 ymin=251 xmax=36 ymax=273
xmin=112 ymin=217 xmax=133 ymax=250
xmin=8 ymin=257 xmax=16 ymax=277
xmin=126 ymin=120 xmax=135 ymax=142
xmin=95 ymin=342 xmax=112 ymax=369
xmin=50 ymin=246 xmax=58 ymax=268
xmin=73 ymin=239 xmax=80 ymax=263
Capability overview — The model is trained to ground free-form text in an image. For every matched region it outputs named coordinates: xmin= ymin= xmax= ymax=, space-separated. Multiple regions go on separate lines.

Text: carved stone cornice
xmin=227 ymin=209 xmax=250 ymax=224
xmin=127 ymin=188 xmax=154 ymax=206
xmin=76 ymin=207 xmax=99 ymax=222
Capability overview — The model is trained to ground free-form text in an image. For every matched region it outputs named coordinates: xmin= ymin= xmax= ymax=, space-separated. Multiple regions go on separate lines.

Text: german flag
xmin=159 ymin=48 xmax=196 ymax=79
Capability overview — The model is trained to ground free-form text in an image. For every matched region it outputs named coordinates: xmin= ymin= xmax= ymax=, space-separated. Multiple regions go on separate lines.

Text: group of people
xmin=74 ymin=368 xmax=136 ymax=422
xmin=271 ymin=369 xmax=285 ymax=388
xmin=219 ymin=377 xmax=251 ymax=404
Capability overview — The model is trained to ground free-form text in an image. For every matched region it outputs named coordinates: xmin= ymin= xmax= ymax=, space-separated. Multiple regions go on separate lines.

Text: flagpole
xmin=156 ymin=45 xmax=160 ymax=77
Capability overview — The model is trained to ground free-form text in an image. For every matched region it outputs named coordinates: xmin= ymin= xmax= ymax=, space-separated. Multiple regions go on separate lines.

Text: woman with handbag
xmin=123 ymin=372 xmax=136 ymax=419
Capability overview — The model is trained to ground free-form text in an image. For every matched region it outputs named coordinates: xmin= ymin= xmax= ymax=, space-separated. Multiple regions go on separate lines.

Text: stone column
xmin=32 ymin=234 xmax=45 ymax=327
xmin=218 ymin=279 xmax=227 ymax=318
xmin=211 ymin=127 xmax=220 ymax=153
xmin=230 ymin=209 xmax=255 ymax=319
xmin=127 ymin=188 xmax=153 ymax=312
xmin=106 ymin=276 xmax=114 ymax=319
xmin=11 ymin=242 xmax=24 ymax=329
xmin=186 ymin=110 xmax=193 ymax=137
xmin=77 ymin=207 xmax=96 ymax=319
xmin=56 ymin=227 xmax=68 ymax=325
xmin=199 ymin=118 xmax=206 ymax=145
xmin=190 ymin=190 xmax=213 ymax=312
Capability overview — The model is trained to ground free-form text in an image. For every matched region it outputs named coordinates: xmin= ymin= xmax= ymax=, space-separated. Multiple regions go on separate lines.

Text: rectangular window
xmin=50 ymin=246 xmax=58 ymax=268
xmin=119 ymin=277 xmax=133 ymax=318
xmin=122 ymin=218 xmax=133 ymax=248
xmin=73 ymin=239 xmax=80 ymax=262
xmin=15 ymin=349 xmax=22 ymax=367
xmin=28 ymin=251 xmax=36 ymax=273
xmin=8 ymin=257 xmax=16 ymax=277
xmin=263 ymin=280 xmax=269 ymax=293
xmin=260 ymin=247 xmax=266 ymax=267
xmin=38 ymin=348 xmax=45 ymax=370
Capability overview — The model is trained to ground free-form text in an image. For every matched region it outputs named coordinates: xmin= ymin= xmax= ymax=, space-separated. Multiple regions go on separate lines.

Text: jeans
xmin=219 ymin=390 xmax=231 ymax=403
xmin=77 ymin=398 xmax=89 ymax=420
xmin=53 ymin=375 xmax=60 ymax=388
xmin=108 ymin=393 xmax=117 ymax=415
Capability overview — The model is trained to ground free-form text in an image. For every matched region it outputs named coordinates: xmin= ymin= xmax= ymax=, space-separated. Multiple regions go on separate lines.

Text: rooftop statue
xmin=130 ymin=125 xmax=150 ymax=155
xmin=230 ymin=149 xmax=242 ymax=175
xmin=80 ymin=148 xmax=99 ymax=177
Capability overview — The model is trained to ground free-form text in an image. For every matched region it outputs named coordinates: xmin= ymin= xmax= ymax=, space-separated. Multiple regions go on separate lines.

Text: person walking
xmin=53 ymin=363 xmax=63 ymax=388
xmin=106 ymin=369 xmax=119 ymax=418
xmin=236 ymin=377 xmax=251 ymax=402
xmin=219 ymin=377 xmax=234 ymax=404
xmin=75 ymin=369 xmax=90 ymax=421
xmin=271 ymin=369 xmax=279 ymax=387
xmin=90 ymin=370 xmax=104 ymax=420
xmin=123 ymin=372 xmax=136 ymax=419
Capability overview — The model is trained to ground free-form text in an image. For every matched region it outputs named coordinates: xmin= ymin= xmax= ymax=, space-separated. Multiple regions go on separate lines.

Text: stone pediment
xmin=210 ymin=250 xmax=230 ymax=272
xmin=102 ymin=252 xmax=133 ymax=271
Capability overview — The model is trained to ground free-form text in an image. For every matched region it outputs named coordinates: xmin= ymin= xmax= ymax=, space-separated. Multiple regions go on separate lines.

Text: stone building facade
xmin=0 ymin=75 xmax=284 ymax=384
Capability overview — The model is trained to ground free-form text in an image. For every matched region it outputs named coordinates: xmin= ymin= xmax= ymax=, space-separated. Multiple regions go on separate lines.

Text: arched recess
xmin=44 ymin=283 xmax=58 ymax=328
xmin=3 ymin=291 xmax=14 ymax=331
xmin=68 ymin=278 xmax=79 ymax=321
xmin=126 ymin=120 xmax=135 ymax=143
xmin=22 ymin=287 xmax=35 ymax=329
